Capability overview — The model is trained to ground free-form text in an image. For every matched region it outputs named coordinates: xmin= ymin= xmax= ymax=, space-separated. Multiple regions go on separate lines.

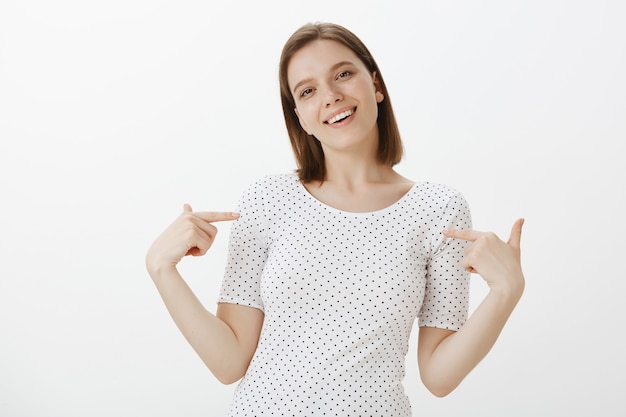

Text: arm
xmin=146 ymin=204 xmax=264 ymax=384
xmin=417 ymin=218 xmax=525 ymax=397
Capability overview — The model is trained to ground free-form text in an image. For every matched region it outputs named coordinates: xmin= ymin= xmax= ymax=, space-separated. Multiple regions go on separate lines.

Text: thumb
xmin=507 ymin=218 xmax=524 ymax=251
xmin=183 ymin=203 xmax=193 ymax=213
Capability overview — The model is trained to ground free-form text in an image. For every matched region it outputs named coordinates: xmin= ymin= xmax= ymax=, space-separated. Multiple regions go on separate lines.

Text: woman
xmin=145 ymin=22 xmax=525 ymax=416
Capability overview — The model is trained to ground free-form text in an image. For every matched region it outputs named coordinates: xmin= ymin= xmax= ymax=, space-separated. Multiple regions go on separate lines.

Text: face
xmin=287 ymin=39 xmax=384 ymax=154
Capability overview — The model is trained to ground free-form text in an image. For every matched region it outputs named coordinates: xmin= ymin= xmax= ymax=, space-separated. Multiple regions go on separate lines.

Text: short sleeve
xmin=217 ymin=180 xmax=268 ymax=311
xmin=418 ymin=192 xmax=472 ymax=330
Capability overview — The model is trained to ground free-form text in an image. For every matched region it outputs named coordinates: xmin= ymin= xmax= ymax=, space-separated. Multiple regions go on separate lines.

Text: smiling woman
xmin=288 ymin=40 xmax=383 ymax=164
xmin=3 ymin=1 xmax=626 ymax=415
xmin=279 ymin=23 xmax=403 ymax=184
xmin=145 ymin=22 xmax=525 ymax=416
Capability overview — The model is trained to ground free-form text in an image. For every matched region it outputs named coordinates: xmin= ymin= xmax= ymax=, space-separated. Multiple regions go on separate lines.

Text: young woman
xmin=146 ymin=22 xmax=525 ymax=416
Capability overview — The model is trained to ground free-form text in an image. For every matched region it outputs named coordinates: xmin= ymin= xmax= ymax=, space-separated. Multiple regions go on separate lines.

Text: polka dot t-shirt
xmin=218 ymin=173 xmax=472 ymax=416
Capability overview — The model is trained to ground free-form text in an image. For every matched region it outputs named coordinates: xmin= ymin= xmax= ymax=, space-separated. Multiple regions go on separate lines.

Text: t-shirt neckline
xmin=293 ymin=174 xmax=418 ymax=216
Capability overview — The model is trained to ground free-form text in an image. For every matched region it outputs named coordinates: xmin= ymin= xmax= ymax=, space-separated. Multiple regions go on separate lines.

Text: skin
xmin=145 ymin=39 xmax=525 ymax=395
xmin=145 ymin=205 xmax=263 ymax=384
xmin=419 ymin=219 xmax=525 ymax=396
xmin=289 ymin=39 xmax=413 ymax=211
xmin=290 ymin=40 xmax=382 ymax=159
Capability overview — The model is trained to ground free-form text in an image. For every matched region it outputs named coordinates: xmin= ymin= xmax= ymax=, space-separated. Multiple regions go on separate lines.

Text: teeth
xmin=327 ymin=109 xmax=353 ymax=124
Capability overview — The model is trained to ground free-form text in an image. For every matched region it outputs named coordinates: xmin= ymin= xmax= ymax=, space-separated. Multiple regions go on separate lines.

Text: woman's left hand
xmin=443 ymin=218 xmax=525 ymax=298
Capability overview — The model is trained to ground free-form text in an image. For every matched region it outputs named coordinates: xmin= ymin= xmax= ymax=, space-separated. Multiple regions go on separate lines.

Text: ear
xmin=294 ymin=108 xmax=311 ymax=135
xmin=372 ymin=71 xmax=384 ymax=103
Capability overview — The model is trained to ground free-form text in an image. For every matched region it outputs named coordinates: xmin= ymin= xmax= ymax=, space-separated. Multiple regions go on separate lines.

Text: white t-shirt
xmin=218 ymin=173 xmax=472 ymax=416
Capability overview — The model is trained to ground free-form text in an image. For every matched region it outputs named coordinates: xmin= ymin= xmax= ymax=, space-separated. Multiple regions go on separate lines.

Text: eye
xmin=337 ymin=70 xmax=352 ymax=80
xmin=300 ymin=87 xmax=314 ymax=98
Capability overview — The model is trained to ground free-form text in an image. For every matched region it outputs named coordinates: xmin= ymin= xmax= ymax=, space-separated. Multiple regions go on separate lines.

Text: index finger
xmin=442 ymin=228 xmax=481 ymax=242
xmin=192 ymin=211 xmax=240 ymax=223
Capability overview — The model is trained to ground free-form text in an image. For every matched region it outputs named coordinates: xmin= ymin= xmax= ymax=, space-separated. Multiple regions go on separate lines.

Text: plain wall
xmin=1 ymin=0 xmax=624 ymax=416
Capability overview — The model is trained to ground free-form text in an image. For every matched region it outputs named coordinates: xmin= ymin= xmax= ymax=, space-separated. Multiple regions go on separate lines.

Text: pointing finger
xmin=442 ymin=228 xmax=481 ymax=242
xmin=193 ymin=211 xmax=240 ymax=223
xmin=182 ymin=205 xmax=240 ymax=223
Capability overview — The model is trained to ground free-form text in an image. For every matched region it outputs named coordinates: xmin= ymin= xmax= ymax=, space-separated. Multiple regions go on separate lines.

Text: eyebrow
xmin=291 ymin=60 xmax=356 ymax=96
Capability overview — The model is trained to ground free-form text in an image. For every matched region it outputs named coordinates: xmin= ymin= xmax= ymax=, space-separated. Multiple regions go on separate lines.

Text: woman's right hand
xmin=145 ymin=203 xmax=240 ymax=274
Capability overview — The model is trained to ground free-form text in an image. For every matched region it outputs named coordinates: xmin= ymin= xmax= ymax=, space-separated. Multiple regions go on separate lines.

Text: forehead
xmin=287 ymin=39 xmax=365 ymax=87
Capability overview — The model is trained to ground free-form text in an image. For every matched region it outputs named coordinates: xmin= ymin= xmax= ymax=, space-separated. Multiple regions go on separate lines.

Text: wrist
xmin=488 ymin=274 xmax=525 ymax=304
xmin=145 ymin=258 xmax=179 ymax=280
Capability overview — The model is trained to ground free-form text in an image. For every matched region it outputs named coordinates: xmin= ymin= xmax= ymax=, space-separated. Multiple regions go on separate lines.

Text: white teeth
xmin=327 ymin=109 xmax=353 ymax=124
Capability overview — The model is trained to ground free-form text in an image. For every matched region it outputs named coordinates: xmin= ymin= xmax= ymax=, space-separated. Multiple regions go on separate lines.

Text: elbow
xmin=421 ymin=375 xmax=461 ymax=398
xmin=426 ymin=385 xmax=455 ymax=398
xmin=203 ymin=347 xmax=254 ymax=385
xmin=212 ymin=364 xmax=246 ymax=385
xmin=209 ymin=360 xmax=248 ymax=385
xmin=215 ymin=372 xmax=243 ymax=385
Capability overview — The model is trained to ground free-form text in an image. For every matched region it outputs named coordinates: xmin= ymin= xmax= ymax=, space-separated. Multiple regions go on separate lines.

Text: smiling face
xmin=287 ymin=39 xmax=385 ymax=156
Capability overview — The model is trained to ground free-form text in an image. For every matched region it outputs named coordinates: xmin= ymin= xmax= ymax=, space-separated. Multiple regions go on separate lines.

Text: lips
xmin=325 ymin=107 xmax=356 ymax=124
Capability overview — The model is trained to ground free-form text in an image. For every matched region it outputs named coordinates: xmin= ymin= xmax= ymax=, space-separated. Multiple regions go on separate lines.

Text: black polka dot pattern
xmin=218 ymin=173 xmax=472 ymax=416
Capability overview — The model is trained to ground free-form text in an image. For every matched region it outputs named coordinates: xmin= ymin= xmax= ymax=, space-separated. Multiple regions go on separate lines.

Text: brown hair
xmin=279 ymin=22 xmax=404 ymax=183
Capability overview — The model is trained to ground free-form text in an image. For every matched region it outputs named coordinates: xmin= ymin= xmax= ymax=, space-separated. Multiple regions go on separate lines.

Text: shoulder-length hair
xmin=278 ymin=22 xmax=404 ymax=183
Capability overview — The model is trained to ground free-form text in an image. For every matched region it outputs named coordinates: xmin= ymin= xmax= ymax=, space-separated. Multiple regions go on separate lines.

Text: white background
xmin=1 ymin=1 xmax=625 ymax=416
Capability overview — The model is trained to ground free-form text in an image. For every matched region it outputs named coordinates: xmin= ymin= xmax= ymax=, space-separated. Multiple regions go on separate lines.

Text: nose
xmin=323 ymin=85 xmax=342 ymax=107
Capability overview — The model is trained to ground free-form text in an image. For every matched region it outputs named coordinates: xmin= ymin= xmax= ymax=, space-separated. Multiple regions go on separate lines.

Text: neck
xmin=323 ymin=156 xmax=395 ymax=189
xmin=318 ymin=129 xmax=379 ymax=184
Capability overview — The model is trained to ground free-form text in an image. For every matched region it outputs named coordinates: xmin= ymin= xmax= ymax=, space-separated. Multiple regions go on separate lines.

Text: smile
xmin=325 ymin=108 xmax=355 ymax=124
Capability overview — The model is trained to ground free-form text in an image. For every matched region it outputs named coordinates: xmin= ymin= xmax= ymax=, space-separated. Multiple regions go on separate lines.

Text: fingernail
xmin=232 ymin=212 xmax=240 ymax=218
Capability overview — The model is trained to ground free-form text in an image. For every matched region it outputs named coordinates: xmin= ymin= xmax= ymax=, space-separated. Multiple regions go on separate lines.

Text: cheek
xmin=294 ymin=106 xmax=314 ymax=134
xmin=297 ymin=104 xmax=318 ymax=125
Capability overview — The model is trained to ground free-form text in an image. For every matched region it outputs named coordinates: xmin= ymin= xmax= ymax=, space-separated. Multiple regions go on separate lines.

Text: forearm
xmin=419 ymin=285 xmax=523 ymax=396
xmin=149 ymin=265 xmax=248 ymax=384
